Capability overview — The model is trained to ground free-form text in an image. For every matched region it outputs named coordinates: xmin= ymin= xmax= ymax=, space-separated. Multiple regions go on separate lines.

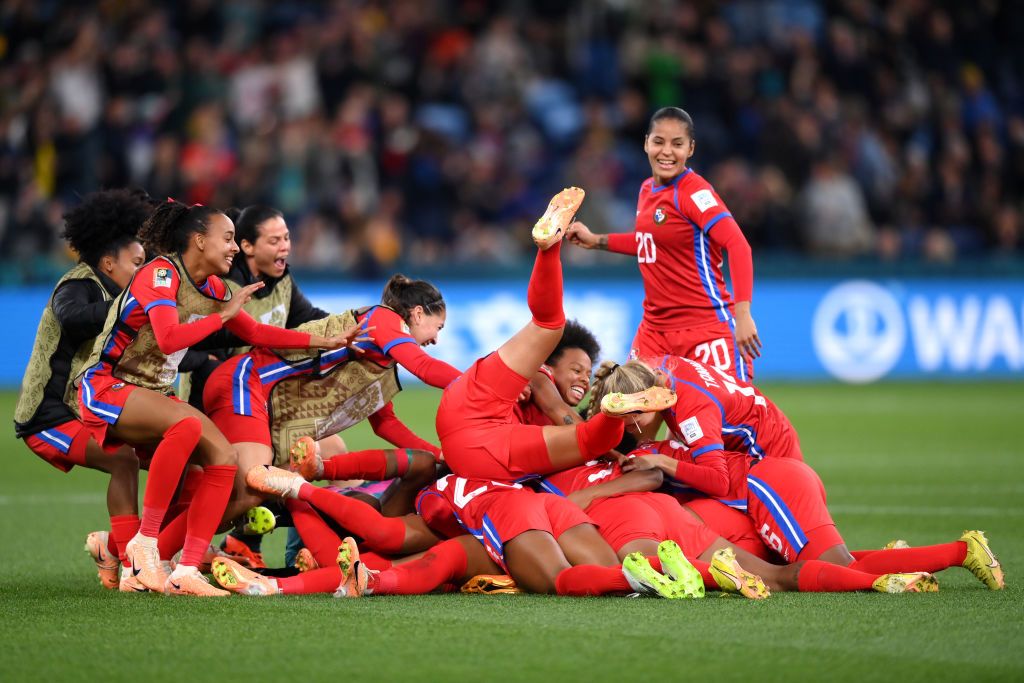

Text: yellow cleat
xmin=165 ymin=565 xmax=230 ymax=597
xmin=290 ymin=436 xmax=324 ymax=481
xmin=872 ymin=572 xmax=939 ymax=594
xmin=709 ymin=547 xmax=770 ymax=600
xmin=294 ymin=547 xmax=319 ymax=573
xmin=657 ymin=540 xmax=705 ymax=598
xmin=532 ymin=187 xmax=585 ymax=250
xmin=125 ymin=535 xmax=168 ymax=593
xmin=600 ymin=386 xmax=677 ymax=416
xmin=960 ymin=530 xmax=1004 ymax=590
xmin=211 ymin=557 xmax=279 ymax=596
xmin=333 ymin=537 xmax=368 ymax=598
xmin=622 ymin=552 xmax=695 ymax=599
xmin=460 ymin=574 xmax=522 ymax=595
xmin=882 ymin=539 xmax=911 ymax=550
xmin=84 ymin=531 xmax=120 ymax=590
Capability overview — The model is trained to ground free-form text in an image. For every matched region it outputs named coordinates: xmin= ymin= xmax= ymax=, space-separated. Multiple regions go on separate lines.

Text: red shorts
xmin=436 ymin=353 xmax=550 ymax=482
xmin=203 ymin=355 xmax=271 ymax=446
xmin=23 ymin=419 xmax=90 ymax=473
xmin=683 ymin=498 xmax=770 ymax=561
xmin=79 ymin=365 xmax=187 ymax=451
xmin=744 ymin=458 xmax=843 ymax=563
xmin=588 ymin=492 xmax=717 ymax=558
xmin=631 ymin=318 xmax=752 ymax=382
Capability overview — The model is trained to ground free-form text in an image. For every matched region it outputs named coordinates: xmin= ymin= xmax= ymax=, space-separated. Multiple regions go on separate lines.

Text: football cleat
xmin=960 ymin=530 xmax=1004 ymax=590
xmin=164 ymin=565 xmax=230 ymax=597
xmin=709 ymin=547 xmax=770 ymax=600
xmin=211 ymin=557 xmax=279 ymax=596
xmin=621 ymin=552 xmax=693 ymax=599
xmin=657 ymin=540 xmax=705 ymax=598
xmin=125 ymin=534 xmax=168 ymax=593
xmin=84 ymin=531 xmax=120 ymax=590
xmin=290 ymin=436 xmax=324 ymax=481
xmin=460 ymin=574 xmax=522 ymax=595
xmin=245 ymin=464 xmax=304 ymax=499
xmin=600 ymin=386 xmax=677 ymax=416
xmin=243 ymin=506 xmax=277 ymax=535
xmin=882 ymin=539 xmax=911 ymax=550
xmin=872 ymin=572 xmax=939 ymax=594
xmin=118 ymin=566 xmax=150 ymax=593
xmin=532 ymin=187 xmax=585 ymax=250
xmin=219 ymin=534 xmax=266 ymax=570
xmin=333 ymin=537 xmax=368 ymax=598
xmin=293 ymin=547 xmax=319 ymax=573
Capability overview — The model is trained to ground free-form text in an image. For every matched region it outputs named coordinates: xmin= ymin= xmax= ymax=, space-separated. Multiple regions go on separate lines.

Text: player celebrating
xmin=75 ymin=199 xmax=357 ymax=596
xmin=566 ymin=107 xmax=759 ymax=381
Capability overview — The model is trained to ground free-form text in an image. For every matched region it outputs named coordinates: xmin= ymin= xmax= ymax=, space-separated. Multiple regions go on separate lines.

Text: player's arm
xmin=566 ymin=469 xmax=664 ymax=511
xmin=51 ymin=279 xmax=112 ymax=342
xmin=368 ymin=401 xmax=442 ymax=460
xmin=529 ymin=368 xmax=583 ymax=425
xmin=566 ymin=221 xmax=635 ymax=254
xmin=369 ymin=308 xmax=460 ymax=388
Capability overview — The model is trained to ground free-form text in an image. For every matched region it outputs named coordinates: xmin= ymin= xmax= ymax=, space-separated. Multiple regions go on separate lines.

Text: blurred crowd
xmin=1 ymin=0 xmax=1022 ymax=283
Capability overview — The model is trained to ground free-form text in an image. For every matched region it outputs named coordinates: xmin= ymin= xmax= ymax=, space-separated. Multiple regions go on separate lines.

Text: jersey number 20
xmin=635 ymin=232 xmax=657 ymax=264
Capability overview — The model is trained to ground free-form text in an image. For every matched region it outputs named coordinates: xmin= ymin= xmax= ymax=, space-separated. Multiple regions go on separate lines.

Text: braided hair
xmin=138 ymin=199 xmax=224 ymax=256
xmin=587 ymin=359 xmax=658 ymax=419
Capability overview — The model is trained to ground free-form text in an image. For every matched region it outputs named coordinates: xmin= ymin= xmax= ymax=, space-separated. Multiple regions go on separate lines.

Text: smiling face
xmin=407 ymin=306 xmax=447 ymax=346
xmin=243 ymin=215 xmax=290 ymax=279
xmin=548 ymin=347 xmax=593 ymax=407
xmin=644 ymin=118 xmax=695 ymax=185
xmin=196 ymin=212 xmax=240 ymax=276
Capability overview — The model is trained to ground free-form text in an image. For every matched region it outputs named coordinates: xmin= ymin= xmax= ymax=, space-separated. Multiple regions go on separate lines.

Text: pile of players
xmin=15 ymin=108 xmax=1004 ymax=598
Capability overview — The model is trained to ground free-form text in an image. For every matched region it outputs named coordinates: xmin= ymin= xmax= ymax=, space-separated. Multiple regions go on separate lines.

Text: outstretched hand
xmin=566 ymin=221 xmax=600 ymax=249
xmin=220 ymin=282 xmax=265 ymax=322
xmin=316 ymin=324 xmax=375 ymax=351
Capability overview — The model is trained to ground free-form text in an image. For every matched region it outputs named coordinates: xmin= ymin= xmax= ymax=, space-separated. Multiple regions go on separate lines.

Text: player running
xmin=74 ymin=199 xmax=358 ymax=596
xmin=566 ymin=107 xmax=759 ymax=381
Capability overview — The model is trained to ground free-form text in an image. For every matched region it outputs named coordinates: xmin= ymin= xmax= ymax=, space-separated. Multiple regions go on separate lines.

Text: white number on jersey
xmin=635 ymin=232 xmax=657 ymax=264
xmin=711 ymin=366 xmax=767 ymax=407
xmin=693 ymin=338 xmax=731 ymax=373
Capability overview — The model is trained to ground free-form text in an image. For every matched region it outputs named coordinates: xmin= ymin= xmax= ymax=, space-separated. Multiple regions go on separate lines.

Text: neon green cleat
xmin=872 ymin=572 xmax=939 ymax=594
xmin=211 ymin=557 xmax=279 ymax=596
xmin=709 ymin=547 xmax=770 ymax=600
xmin=243 ymin=506 xmax=277 ymax=535
xmin=960 ymin=530 xmax=1004 ymax=590
xmin=656 ymin=540 xmax=705 ymax=598
xmin=882 ymin=539 xmax=911 ymax=550
xmin=622 ymin=552 xmax=693 ymax=599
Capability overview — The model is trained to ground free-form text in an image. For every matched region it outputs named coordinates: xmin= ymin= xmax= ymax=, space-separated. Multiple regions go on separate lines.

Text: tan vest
xmin=266 ymin=311 xmax=400 ymax=467
xmin=76 ymin=256 xmax=229 ymax=395
xmin=15 ymin=263 xmax=108 ymax=425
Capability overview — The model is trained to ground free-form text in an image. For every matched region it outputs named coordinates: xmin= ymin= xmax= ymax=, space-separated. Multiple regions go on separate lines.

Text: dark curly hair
xmin=380 ymin=274 xmax=445 ymax=322
xmin=546 ymin=319 xmax=601 ymax=366
xmin=138 ymin=199 xmax=224 ymax=256
xmin=61 ymin=188 xmax=154 ymax=266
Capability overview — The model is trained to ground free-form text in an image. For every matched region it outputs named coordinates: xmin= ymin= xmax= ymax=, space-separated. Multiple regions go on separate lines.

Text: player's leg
xmin=845 ymin=532 xmax=1003 ymax=590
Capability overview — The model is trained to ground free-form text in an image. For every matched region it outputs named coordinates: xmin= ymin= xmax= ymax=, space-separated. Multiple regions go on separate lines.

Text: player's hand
xmin=566 ymin=221 xmax=599 ymax=249
xmin=733 ymin=303 xmax=762 ymax=360
xmin=621 ymin=453 xmax=659 ymax=472
xmin=220 ymin=282 xmax=265 ymax=322
xmin=517 ymin=384 xmax=533 ymax=403
xmin=567 ymin=489 xmax=594 ymax=510
xmin=313 ymin=324 xmax=375 ymax=351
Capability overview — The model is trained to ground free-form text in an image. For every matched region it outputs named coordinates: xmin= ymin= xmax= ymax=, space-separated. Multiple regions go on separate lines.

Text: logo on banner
xmin=812 ymin=281 xmax=905 ymax=383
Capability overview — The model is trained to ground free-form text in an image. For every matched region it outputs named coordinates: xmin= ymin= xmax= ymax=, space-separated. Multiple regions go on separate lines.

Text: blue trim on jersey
xmin=143 ymin=298 xmax=177 ymax=313
xmin=690 ymin=443 xmax=724 ymax=458
xmin=650 ymin=168 xmax=691 ymax=195
xmin=747 ymin=474 xmax=808 ymax=552
xmin=717 ymin=498 xmax=748 ymax=510
xmin=481 ymin=514 xmax=505 ymax=562
xmin=702 ymin=212 xmax=732 ymax=234
xmin=381 ymin=336 xmax=416 ymax=355
xmin=690 ymin=224 xmax=729 ymax=322
xmin=257 ymin=356 xmax=317 ymax=384
xmin=37 ymin=429 xmax=73 ymax=454
xmin=101 ymin=296 xmax=139 ymax=356
xmin=726 ymin=316 xmax=750 ymax=382
xmin=232 ymin=356 xmax=254 ymax=416
xmin=538 ymin=479 xmax=566 ymax=497
xmin=81 ymin=367 xmax=122 ymax=424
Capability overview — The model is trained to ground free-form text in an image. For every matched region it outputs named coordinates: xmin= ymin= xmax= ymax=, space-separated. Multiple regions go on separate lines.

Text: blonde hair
xmin=587 ymin=359 xmax=658 ymax=418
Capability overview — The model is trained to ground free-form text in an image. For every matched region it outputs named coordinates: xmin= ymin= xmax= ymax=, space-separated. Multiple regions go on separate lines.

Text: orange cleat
xmin=118 ymin=567 xmax=150 ymax=593
xmin=289 ymin=436 xmax=324 ymax=481
xmin=164 ymin=565 xmax=230 ymax=597
xmin=211 ymin=557 xmax=280 ymax=596
xmin=532 ymin=187 xmax=585 ymax=250
xmin=333 ymin=537 xmax=368 ymax=598
xmin=600 ymin=386 xmax=677 ymax=416
xmin=219 ymin=534 xmax=266 ymax=570
xmin=294 ymin=547 xmax=319 ymax=573
xmin=84 ymin=531 xmax=120 ymax=590
xmin=125 ymin=534 xmax=168 ymax=593
xmin=245 ymin=465 xmax=304 ymax=499
xmin=460 ymin=574 xmax=521 ymax=595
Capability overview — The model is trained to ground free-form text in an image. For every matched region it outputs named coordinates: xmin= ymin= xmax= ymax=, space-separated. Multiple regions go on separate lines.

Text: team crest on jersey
xmin=653 ymin=208 xmax=667 ymax=224
xmin=680 ymin=416 xmax=704 ymax=445
xmin=111 ymin=382 xmax=125 ymax=391
xmin=153 ymin=268 xmax=172 ymax=288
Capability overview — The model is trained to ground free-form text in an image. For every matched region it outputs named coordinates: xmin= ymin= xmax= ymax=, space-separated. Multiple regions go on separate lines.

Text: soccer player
xmin=513 ymin=319 xmax=600 ymax=427
xmin=75 ymin=199 xmax=358 ymax=596
xmin=14 ymin=189 xmax=150 ymax=590
xmin=566 ymin=107 xmax=759 ymax=380
xmin=589 ymin=356 xmax=1005 ymax=591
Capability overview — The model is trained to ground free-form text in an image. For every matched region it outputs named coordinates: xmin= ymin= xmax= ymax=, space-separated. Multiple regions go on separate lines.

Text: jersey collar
xmin=650 ymin=168 xmax=691 ymax=194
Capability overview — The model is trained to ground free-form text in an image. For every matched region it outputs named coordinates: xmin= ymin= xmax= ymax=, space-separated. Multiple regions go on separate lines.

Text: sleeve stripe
xmin=143 ymin=299 xmax=177 ymax=312
xmin=381 ymin=337 xmax=417 ymax=355
xmin=702 ymin=212 xmax=732 ymax=234
xmin=691 ymin=443 xmax=724 ymax=458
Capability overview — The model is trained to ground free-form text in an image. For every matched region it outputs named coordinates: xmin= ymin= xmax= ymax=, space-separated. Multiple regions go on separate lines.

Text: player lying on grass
xmin=589 ymin=356 xmax=1005 ymax=591
xmin=73 ymin=199 xmax=359 ymax=596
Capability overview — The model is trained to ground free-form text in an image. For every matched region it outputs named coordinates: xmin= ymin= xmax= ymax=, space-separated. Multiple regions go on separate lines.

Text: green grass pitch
xmin=1 ymin=383 xmax=1022 ymax=682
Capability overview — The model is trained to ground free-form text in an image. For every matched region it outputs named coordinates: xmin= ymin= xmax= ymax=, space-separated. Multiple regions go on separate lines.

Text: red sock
xmin=165 ymin=467 xmax=204 ymax=521
xmin=157 ymin=508 xmax=188 ymax=560
xmin=287 ymin=499 xmax=341 ymax=567
xmin=370 ymin=539 xmax=468 ymax=595
xmin=278 ymin=567 xmax=343 ymax=595
xmin=179 ymin=464 xmax=236 ymax=567
xmin=850 ymin=549 xmax=873 ymax=560
xmin=362 ymin=552 xmax=393 ymax=571
xmin=848 ymin=543 xmax=966 ymax=574
xmin=527 ymin=241 xmax=565 ymax=329
xmin=139 ymin=417 xmax=202 ymax=538
xmin=321 ymin=449 xmax=402 ymax=481
xmin=109 ymin=515 xmax=140 ymax=563
xmin=576 ymin=413 xmax=625 ymax=458
xmin=555 ymin=564 xmax=631 ymax=596
xmin=300 ymin=484 xmax=407 ymax=553
xmin=797 ymin=560 xmax=878 ymax=592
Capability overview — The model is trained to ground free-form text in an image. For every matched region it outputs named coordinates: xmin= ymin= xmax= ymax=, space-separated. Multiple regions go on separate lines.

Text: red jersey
xmin=610 ymin=170 xmax=736 ymax=329
xmin=511 ymin=365 xmax=557 ymax=426
xmin=415 ymin=474 xmax=526 ymax=540
xmin=539 ymin=460 xmax=622 ymax=497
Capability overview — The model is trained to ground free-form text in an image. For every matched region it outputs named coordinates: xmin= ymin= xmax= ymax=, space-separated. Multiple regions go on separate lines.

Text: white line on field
xmin=830 ymin=504 xmax=1023 ymax=517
